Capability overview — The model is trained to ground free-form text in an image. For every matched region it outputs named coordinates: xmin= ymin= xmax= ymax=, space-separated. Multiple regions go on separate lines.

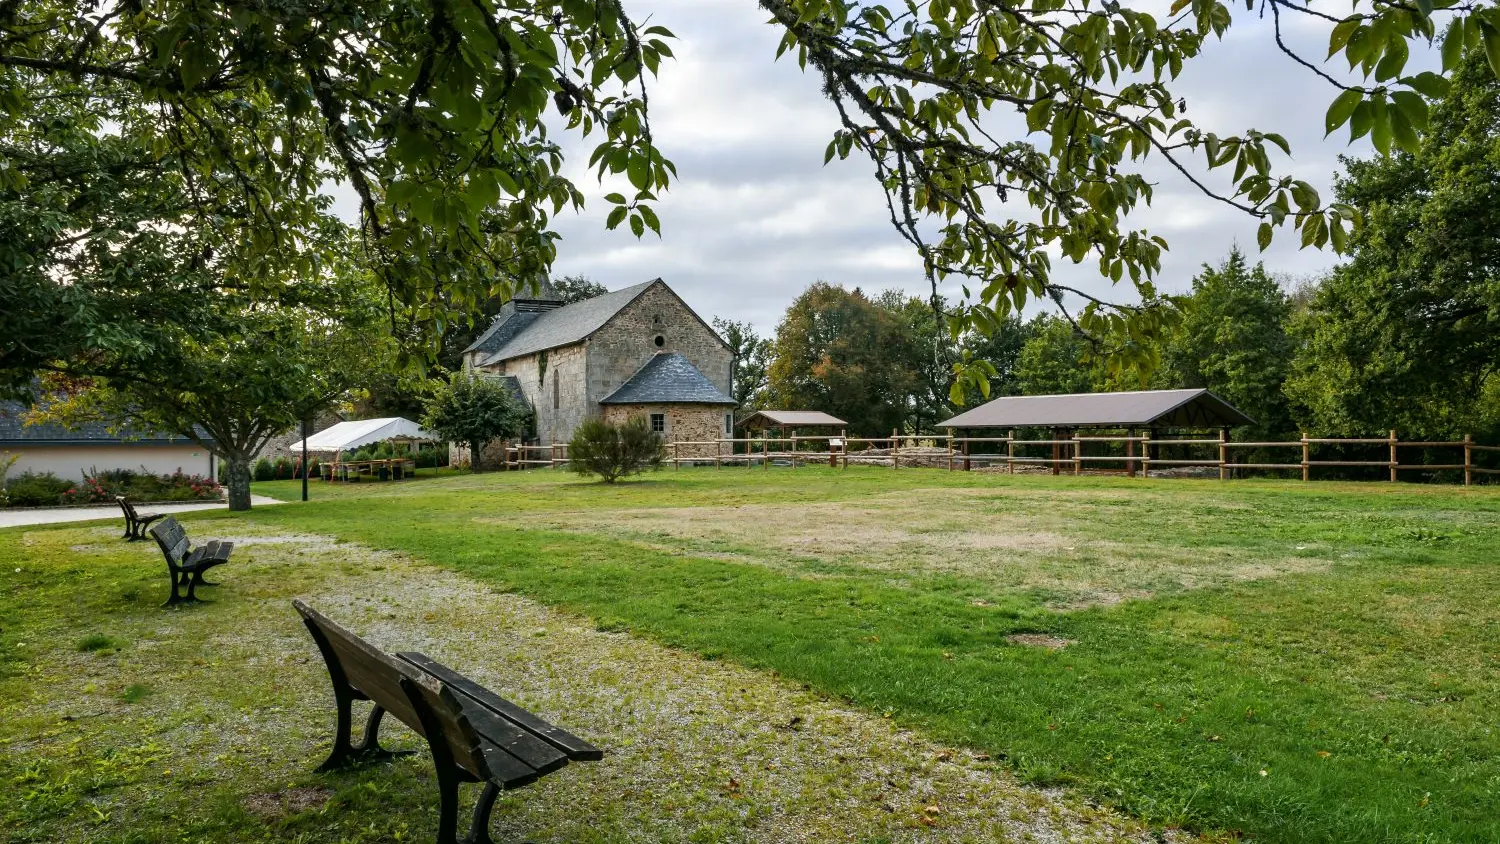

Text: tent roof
xmin=738 ymin=410 xmax=847 ymax=429
xmin=288 ymin=417 xmax=439 ymax=452
xmin=938 ymin=389 xmax=1253 ymax=429
xmin=598 ymin=353 xmax=736 ymax=405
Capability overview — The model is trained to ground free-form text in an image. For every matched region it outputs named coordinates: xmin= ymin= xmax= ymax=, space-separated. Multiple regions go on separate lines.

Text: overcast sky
xmin=347 ymin=3 xmax=1429 ymax=334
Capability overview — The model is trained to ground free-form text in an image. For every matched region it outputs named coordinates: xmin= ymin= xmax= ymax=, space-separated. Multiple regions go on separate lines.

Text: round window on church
xmin=654 ymin=335 xmax=665 ymax=348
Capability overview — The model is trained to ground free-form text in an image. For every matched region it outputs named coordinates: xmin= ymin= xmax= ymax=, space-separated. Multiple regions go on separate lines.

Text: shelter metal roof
xmin=738 ymin=410 xmax=848 ymax=429
xmin=0 ymin=401 xmax=213 ymax=446
xmin=938 ymin=389 xmax=1253 ymax=429
xmin=287 ymin=417 xmax=439 ymax=453
xmin=598 ymin=353 xmax=736 ymax=405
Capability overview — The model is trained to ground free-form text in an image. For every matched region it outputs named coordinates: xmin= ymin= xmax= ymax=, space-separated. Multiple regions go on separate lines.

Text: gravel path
xmin=0 ymin=495 xmax=283 ymax=527
xmin=11 ymin=521 xmax=1192 ymax=843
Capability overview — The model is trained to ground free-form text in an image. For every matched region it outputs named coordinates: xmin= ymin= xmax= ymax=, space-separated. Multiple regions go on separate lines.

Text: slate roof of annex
xmin=599 ymin=353 xmax=737 ymax=405
xmin=938 ymin=388 xmax=1253 ymax=429
xmin=0 ymin=401 xmax=213 ymax=446
xmin=476 ymin=280 xmax=658 ymax=365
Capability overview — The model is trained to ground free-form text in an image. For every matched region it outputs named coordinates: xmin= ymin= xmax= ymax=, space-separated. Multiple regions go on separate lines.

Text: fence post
xmin=673 ymin=440 xmax=679 ymax=470
xmin=1464 ymin=433 xmax=1473 ymax=486
xmin=1007 ymin=429 xmax=1016 ymax=474
xmin=842 ymin=429 xmax=849 ymax=469
xmin=963 ymin=435 xmax=971 ymax=472
xmin=1142 ymin=432 xmax=1152 ymax=477
xmin=892 ymin=429 xmax=899 ymax=470
xmin=1219 ymin=428 xmax=1228 ymax=481
xmin=1073 ymin=432 xmax=1082 ymax=476
xmin=762 ymin=430 xmax=769 ymax=471
xmin=1389 ymin=429 xmax=1398 ymax=482
xmin=1301 ymin=432 xmax=1310 ymax=481
xmin=946 ymin=435 xmax=953 ymax=471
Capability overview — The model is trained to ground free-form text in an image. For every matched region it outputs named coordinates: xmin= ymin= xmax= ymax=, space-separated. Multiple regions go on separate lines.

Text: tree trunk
xmin=225 ymin=455 xmax=253 ymax=511
xmin=470 ymin=440 xmax=484 ymax=472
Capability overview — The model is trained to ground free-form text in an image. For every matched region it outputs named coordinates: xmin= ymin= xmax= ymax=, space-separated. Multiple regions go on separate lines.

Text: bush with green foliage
xmin=567 ymin=417 xmax=665 ymax=484
xmin=273 ymin=456 xmax=293 ymax=479
xmin=252 ymin=458 xmax=275 ymax=482
xmin=4 ymin=471 xmax=75 ymax=507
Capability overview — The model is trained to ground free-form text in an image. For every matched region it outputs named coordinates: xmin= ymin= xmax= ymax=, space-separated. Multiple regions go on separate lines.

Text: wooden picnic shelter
xmin=938 ymin=389 xmax=1253 ymax=475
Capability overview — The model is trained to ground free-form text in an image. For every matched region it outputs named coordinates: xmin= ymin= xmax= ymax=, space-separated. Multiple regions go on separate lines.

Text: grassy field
xmin=6 ymin=467 xmax=1500 ymax=842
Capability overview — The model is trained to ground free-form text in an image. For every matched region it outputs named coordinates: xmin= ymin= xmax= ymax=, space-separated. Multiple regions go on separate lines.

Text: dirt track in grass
xmin=3 ymin=519 xmax=1185 ymax=843
xmin=508 ymin=488 xmax=1333 ymax=610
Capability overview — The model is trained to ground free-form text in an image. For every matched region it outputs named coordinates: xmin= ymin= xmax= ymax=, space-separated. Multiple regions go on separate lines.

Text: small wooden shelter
xmin=938 ymin=389 xmax=1252 ymax=475
xmin=737 ymin=410 xmax=848 ymax=432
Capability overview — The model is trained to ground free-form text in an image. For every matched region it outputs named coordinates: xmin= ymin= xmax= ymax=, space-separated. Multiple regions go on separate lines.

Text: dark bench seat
xmin=116 ymin=496 xmax=165 ymax=541
xmin=148 ymin=516 xmax=232 ymax=605
xmin=293 ymin=600 xmax=601 ymax=844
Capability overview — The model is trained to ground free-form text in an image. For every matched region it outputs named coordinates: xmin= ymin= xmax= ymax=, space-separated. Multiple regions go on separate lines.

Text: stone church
xmin=462 ymin=278 xmax=736 ymax=458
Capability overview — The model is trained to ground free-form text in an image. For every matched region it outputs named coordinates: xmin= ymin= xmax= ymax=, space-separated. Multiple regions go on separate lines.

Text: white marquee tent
xmin=287 ymin=417 xmax=439 ymax=453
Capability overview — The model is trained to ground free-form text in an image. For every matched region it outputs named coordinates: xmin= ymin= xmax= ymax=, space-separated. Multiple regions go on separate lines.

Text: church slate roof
xmin=599 ymin=353 xmax=737 ymax=405
xmin=0 ymin=401 xmax=213 ymax=446
xmin=463 ymin=309 xmax=542 ymax=356
xmin=479 ymin=280 xmax=659 ymax=365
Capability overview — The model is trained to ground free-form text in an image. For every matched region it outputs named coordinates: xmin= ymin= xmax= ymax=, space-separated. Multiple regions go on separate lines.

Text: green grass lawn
xmin=7 ymin=467 xmax=1500 ymax=842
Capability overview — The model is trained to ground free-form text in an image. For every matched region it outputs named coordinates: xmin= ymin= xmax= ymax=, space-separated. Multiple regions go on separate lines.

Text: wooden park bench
xmin=292 ymin=600 xmax=602 ymax=844
xmin=148 ymin=516 xmax=232 ymax=606
xmin=116 ymin=496 xmax=165 ymax=541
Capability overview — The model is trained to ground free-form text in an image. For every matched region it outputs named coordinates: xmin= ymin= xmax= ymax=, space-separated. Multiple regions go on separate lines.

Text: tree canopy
xmin=6 ymin=0 xmax=1500 ymax=398
xmin=422 ymin=371 xmax=533 ymax=471
xmin=1286 ymin=52 xmax=1500 ymax=439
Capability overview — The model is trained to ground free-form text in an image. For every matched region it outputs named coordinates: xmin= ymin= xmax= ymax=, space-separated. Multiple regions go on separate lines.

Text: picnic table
xmin=320 ymin=458 xmax=416 ymax=482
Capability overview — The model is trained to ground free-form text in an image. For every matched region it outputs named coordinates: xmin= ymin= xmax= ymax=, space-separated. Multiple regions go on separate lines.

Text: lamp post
xmin=301 ymin=418 xmax=310 ymax=502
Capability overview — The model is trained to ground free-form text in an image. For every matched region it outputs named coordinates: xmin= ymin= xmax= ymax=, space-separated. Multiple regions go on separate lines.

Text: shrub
xmin=252 ymin=458 xmax=275 ymax=482
xmin=567 ymin=416 xmax=666 ymax=483
xmin=307 ymin=458 xmax=320 ymax=479
xmin=5 ymin=471 xmax=74 ymax=507
xmin=273 ymin=456 xmax=293 ymax=479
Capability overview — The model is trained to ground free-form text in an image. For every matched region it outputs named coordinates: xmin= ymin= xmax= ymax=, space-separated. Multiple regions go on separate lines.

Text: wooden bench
xmin=148 ymin=516 xmax=233 ymax=605
xmin=293 ymin=600 xmax=602 ymax=844
xmin=116 ymin=496 xmax=164 ymax=541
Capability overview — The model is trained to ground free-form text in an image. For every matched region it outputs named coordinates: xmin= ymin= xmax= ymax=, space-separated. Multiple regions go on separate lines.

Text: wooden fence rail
xmin=495 ymin=430 xmax=1495 ymax=485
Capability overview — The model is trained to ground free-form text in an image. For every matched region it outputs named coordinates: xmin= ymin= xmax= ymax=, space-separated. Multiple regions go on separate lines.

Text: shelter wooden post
xmin=1464 ymin=434 xmax=1473 ymax=486
xmin=963 ymin=434 xmax=971 ymax=472
xmin=1126 ymin=428 xmax=1136 ymax=478
xmin=790 ymin=432 xmax=798 ymax=468
xmin=946 ymin=436 xmax=953 ymax=471
xmin=716 ymin=437 xmax=722 ymax=469
xmin=1301 ymin=433 xmax=1310 ymax=481
xmin=1141 ymin=431 xmax=1152 ymax=476
xmin=892 ymin=429 xmax=899 ymax=470
xmin=1007 ymin=430 xmax=1016 ymax=474
xmin=841 ymin=429 xmax=848 ymax=469
xmin=1050 ymin=428 xmax=1060 ymax=476
xmin=762 ymin=430 xmax=769 ymax=470
xmin=1072 ymin=431 xmax=1082 ymax=476
xmin=1388 ymin=430 xmax=1398 ymax=482
xmin=1218 ymin=428 xmax=1229 ymax=481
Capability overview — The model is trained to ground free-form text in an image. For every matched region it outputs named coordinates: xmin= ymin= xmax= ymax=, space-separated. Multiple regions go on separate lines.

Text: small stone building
xmin=463 ymin=279 xmax=736 ymax=459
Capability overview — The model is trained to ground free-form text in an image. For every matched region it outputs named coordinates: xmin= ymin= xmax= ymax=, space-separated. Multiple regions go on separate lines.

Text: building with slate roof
xmin=0 ymin=401 xmax=217 ymax=482
xmin=462 ymin=278 xmax=735 ymax=455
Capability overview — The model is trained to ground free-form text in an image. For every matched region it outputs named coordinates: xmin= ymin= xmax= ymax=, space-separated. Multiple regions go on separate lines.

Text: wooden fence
xmin=504 ymin=431 xmax=1499 ymax=485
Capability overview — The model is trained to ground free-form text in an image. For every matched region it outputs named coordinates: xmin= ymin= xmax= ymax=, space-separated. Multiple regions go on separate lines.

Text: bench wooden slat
xmin=452 ymin=694 xmax=569 ymax=775
xmin=398 ymin=652 xmax=604 ymax=761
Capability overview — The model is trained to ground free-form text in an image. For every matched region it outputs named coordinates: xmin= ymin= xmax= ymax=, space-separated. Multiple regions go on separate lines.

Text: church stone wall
xmin=601 ymin=404 xmax=732 ymax=459
xmin=586 ymin=283 xmax=733 ymax=406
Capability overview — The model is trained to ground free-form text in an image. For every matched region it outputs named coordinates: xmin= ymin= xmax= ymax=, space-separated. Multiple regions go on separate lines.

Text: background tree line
xmin=732 ymin=54 xmax=1500 ymax=443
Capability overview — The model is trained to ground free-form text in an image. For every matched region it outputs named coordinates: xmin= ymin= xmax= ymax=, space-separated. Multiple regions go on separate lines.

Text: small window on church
xmin=653 ymin=335 xmax=665 ymax=348
xmin=724 ymin=414 xmax=733 ymax=435
xmin=650 ymin=413 xmax=665 ymax=434
xmin=552 ymin=376 xmax=559 ymax=409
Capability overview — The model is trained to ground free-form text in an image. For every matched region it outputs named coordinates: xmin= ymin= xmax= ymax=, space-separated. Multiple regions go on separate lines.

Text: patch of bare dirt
xmin=243 ymin=785 xmax=333 ymax=819
xmin=1006 ymin=634 xmax=1077 ymax=650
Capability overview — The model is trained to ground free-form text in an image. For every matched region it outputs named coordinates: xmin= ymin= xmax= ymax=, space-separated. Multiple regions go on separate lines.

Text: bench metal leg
xmin=462 ymin=782 xmax=500 ymax=844
xmin=164 ymin=570 xmax=203 ymax=606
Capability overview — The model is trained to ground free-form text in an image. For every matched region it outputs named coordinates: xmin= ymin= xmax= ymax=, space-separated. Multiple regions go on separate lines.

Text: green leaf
xmin=1389 ymin=105 xmax=1419 ymax=154
xmin=626 ymin=154 xmax=651 ymax=191
xmin=605 ymin=206 xmax=627 ymax=230
xmin=604 ymin=192 xmax=627 ymax=204
xmin=1390 ymin=90 xmax=1429 ymax=132
xmin=1441 ymin=19 xmax=1466 ymax=71
xmin=628 ymin=213 xmax=645 ymax=237
xmin=1374 ymin=36 xmax=1408 ymax=82
xmin=1349 ymin=101 xmax=1374 ymax=142
xmin=638 ymin=204 xmax=660 ymax=235
xmin=1484 ymin=18 xmax=1500 ymax=79
xmin=1328 ymin=18 xmax=1360 ymax=59
xmin=1325 ymin=89 xmax=1362 ymax=136
xmin=1402 ymin=72 xmax=1449 ymax=99
xmin=1256 ymin=221 xmax=1273 ymax=251
xmin=1370 ymin=98 xmax=1392 ymax=156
